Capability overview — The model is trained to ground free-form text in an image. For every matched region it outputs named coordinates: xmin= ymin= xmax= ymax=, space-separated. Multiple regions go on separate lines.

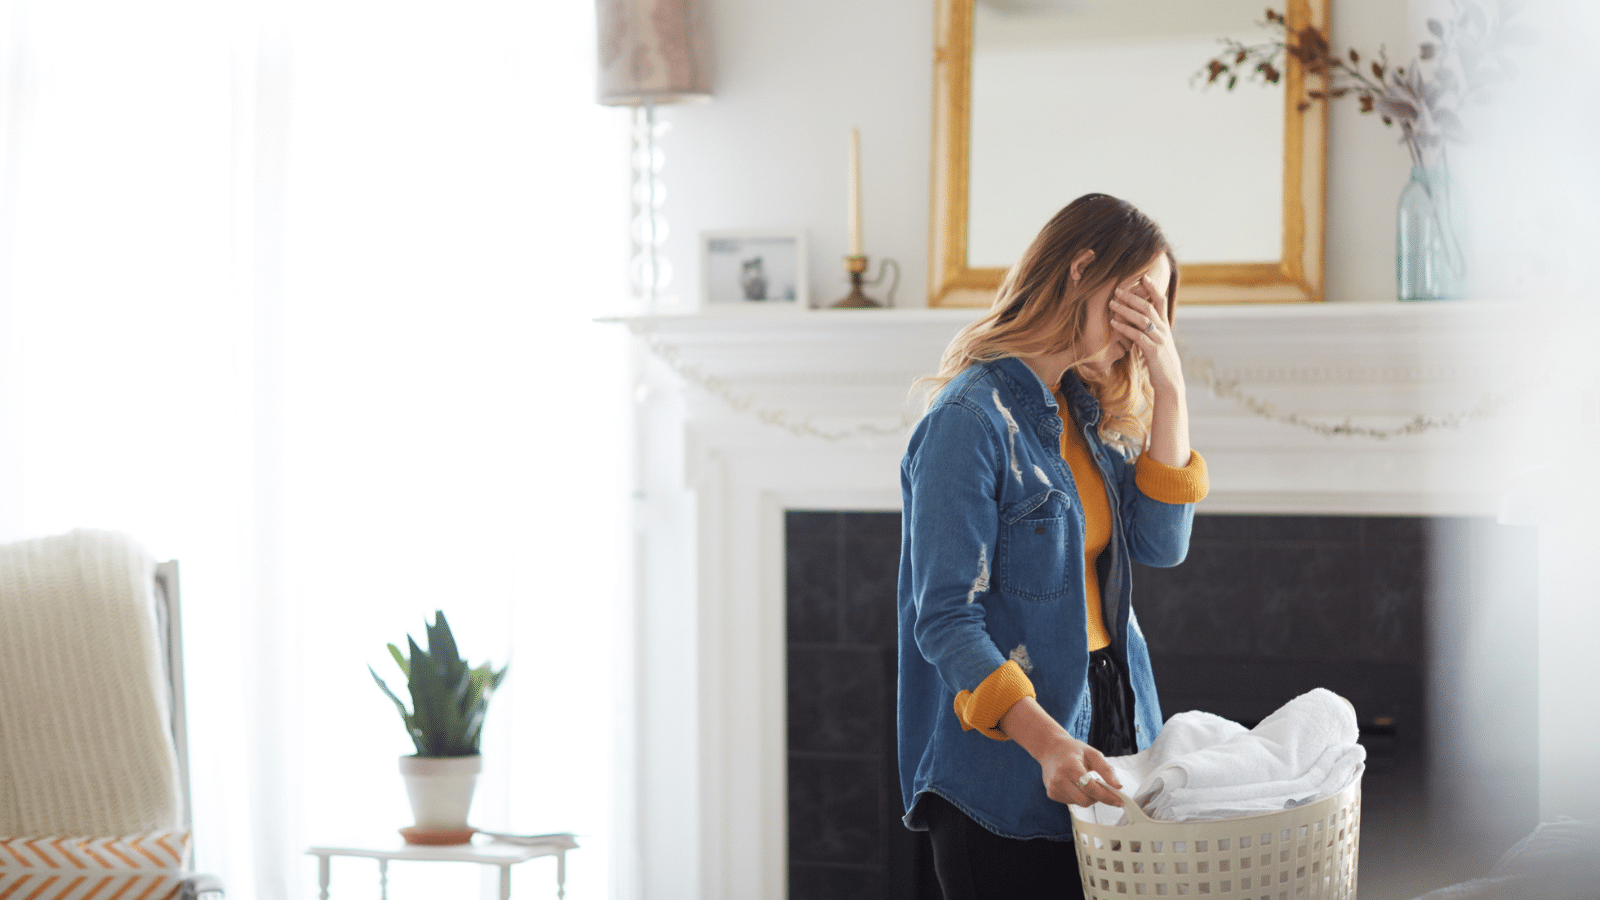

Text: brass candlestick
xmin=832 ymin=255 xmax=883 ymax=308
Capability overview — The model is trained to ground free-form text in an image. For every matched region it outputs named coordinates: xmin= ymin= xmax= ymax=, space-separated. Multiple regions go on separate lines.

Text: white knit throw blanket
xmin=0 ymin=529 xmax=182 ymax=836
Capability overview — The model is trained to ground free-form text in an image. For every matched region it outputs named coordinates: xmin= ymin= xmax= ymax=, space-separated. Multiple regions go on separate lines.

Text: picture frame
xmin=699 ymin=231 xmax=808 ymax=310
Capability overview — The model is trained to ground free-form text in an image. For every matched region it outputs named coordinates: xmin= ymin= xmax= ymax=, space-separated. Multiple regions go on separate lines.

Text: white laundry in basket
xmin=1079 ymin=688 xmax=1366 ymax=824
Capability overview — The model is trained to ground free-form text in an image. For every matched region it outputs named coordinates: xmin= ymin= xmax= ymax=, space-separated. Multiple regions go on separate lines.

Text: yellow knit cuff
xmin=952 ymin=660 xmax=1036 ymax=741
xmin=1135 ymin=449 xmax=1210 ymax=504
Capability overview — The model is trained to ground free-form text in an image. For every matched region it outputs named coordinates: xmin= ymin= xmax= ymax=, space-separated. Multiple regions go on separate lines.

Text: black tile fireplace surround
xmin=784 ymin=511 xmax=1537 ymax=900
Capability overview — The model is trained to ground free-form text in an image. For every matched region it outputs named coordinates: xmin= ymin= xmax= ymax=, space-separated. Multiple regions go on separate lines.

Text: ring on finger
xmin=1076 ymin=773 xmax=1094 ymax=788
xmin=1143 ymin=319 xmax=1156 ymax=334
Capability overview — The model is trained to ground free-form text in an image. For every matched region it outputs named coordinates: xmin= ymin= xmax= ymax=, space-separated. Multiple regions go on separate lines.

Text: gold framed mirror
xmin=930 ymin=0 xmax=1329 ymax=307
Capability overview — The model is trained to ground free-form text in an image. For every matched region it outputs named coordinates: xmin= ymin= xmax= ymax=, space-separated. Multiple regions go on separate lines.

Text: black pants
xmin=924 ymin=647 xmax=1137 ymax=900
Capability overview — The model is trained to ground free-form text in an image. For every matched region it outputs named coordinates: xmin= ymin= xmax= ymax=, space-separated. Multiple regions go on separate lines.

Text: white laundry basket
xmin=1071 ymin=779 xmax=1361 ymax=899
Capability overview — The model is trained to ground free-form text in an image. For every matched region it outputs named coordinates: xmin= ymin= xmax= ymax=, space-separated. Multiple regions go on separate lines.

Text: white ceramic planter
xmin=398 ymin=754 xmax=483 ymax=829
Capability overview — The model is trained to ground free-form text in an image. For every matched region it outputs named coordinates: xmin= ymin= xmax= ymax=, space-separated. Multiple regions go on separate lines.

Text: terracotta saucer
xmin=399 ymin=826 xmax=477 ymax=845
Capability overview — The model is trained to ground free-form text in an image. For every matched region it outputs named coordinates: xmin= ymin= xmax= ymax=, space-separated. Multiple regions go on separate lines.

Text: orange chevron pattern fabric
xmin=0 ymin=832 xmax=189 ymax=900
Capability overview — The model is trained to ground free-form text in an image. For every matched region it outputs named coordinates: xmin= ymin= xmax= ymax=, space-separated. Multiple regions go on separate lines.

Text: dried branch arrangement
xmin=1197 ymin=1 xmax=1532 ymax=166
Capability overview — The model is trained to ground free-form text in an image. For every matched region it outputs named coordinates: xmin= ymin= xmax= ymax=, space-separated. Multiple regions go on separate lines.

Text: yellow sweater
xmin=951 ymin=400 xmax=1209 ymax=740
xmin=1059 ymin=404 xmax=1116 ymax=652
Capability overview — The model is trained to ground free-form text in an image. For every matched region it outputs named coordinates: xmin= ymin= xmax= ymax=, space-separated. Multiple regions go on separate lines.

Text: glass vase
xmin=1396 ymin=162 xmax=1466 ymax=301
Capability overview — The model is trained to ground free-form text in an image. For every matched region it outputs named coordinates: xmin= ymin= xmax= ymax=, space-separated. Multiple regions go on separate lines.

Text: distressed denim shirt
xmin=897 ymin=356 xmax=1198 ymax=840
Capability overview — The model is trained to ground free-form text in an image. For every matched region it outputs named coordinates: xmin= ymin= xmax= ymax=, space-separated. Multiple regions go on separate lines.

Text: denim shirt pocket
xmin=995 ymin=488 xmax=1074 ymax=601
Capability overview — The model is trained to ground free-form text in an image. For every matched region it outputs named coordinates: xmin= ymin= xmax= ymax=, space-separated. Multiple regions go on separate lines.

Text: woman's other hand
xmin=1037 ymin=734 xmax=1125 ymax=807
xmin=998 ymin=696 xmax=1126 ymax=807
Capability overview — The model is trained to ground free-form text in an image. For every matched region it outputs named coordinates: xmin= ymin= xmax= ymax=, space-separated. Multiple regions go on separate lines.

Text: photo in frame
xmin=699 ymin=231 xmax=808 ymax=309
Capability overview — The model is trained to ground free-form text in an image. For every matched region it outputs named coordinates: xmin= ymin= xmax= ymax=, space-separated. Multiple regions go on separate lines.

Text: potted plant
xmin=370 ymin=611 xmax=508 ymax=834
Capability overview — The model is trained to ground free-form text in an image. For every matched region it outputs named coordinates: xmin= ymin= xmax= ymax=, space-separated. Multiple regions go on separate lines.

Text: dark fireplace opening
xmin=1137 ymin=515 xmax=1432 ymax=790
xmin=784 ymin=511 xmax=1538 ymax=900
xmin=786 ymin=511 xmax=935 ymax=900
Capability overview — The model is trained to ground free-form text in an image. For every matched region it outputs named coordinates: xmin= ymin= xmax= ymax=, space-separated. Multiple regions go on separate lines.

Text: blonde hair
xmin=915 ymin=194 xmax=1178 ymax=454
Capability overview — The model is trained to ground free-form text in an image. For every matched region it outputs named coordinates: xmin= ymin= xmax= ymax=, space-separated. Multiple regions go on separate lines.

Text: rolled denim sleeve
xmin=902 ymin=402 xmax=1010 ymax=695
xmin=1115 ymin=449 xmax=1200 ymax=568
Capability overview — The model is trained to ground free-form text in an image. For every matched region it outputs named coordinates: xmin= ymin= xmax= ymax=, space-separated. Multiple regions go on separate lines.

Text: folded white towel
xmin=1074 ymin=688 xmax=1365 ymax=824
xmin=1142 ymin=688 xmax=1365 ymax=821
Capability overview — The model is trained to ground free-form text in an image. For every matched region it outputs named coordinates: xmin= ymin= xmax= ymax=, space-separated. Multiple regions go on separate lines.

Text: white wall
xmin=1445 ymin=0 xmax=1600 ymax=829
xmin=652 ymin=0 xmax=934 ymax=311
xmin=653 ymin=0 xmax=1416 ymax=310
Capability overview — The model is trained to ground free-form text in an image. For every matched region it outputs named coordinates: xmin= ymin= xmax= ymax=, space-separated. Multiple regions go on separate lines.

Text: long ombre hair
xmin=916 ymin=193 xmax=1178 ymax=454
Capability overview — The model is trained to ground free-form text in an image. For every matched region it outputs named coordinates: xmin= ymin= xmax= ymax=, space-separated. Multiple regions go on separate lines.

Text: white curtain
xmin=0 ymin=1 xmax=631 ymax=898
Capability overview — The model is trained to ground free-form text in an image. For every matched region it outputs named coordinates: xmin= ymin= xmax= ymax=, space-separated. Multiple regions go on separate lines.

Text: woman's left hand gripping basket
xmin=1072 ymin=783 xmax=1361 ymax=900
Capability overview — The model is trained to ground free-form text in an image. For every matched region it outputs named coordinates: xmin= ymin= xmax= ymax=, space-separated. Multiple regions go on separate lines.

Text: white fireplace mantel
xmin=629 ymin=301 xmax=1526 ymax=515
xmin=622 ymin=301 xmax=1531 ymax=900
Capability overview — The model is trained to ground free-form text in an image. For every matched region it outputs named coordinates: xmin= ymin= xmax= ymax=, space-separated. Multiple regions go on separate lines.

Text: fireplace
xmin=623 ymin=303 xmax=1535 ymax=900
xmin=782 ymin=509 xmax=1537 ymax=900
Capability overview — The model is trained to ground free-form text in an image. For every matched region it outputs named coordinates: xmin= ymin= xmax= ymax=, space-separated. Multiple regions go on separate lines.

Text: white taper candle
xmin=849 ymin=128 xmax=862 ymax=256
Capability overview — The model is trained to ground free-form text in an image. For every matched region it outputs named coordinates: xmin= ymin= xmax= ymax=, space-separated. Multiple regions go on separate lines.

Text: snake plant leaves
xmin=387 ymin=643 xmax=409 ymax=677
xmin=374 ymin=611 xmax=508 ymax=757
xmin=427 ymin=613 xmax=463 ymax=677
xmin=370 ymin=666 xmax=416 ymax=743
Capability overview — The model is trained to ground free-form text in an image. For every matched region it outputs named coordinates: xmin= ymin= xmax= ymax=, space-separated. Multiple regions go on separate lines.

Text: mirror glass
xmin=969 ymin=0 xmax=1285 ymax=268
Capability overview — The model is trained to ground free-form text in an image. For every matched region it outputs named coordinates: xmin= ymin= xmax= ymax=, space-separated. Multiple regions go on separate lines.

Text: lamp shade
xmin=595 ymin=0 xmax=712 ymax=106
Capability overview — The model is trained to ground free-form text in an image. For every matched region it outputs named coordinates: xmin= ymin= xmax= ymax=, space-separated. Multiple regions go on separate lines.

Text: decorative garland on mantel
xmin=635 ymin=323 xmax=1507 ymax=444
xmin=639 ymin=329 xmax=913 ymax=443
xmin=1179 ymin=348 xmax=1509 ymax=440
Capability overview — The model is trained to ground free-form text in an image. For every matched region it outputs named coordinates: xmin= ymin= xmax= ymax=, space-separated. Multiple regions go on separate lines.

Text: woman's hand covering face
xmin=1109 ymin=274 xmax=1184 ymax=395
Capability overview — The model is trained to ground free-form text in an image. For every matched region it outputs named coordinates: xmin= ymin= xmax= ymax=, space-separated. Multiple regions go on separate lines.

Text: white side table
xmin=307 ymin=833 xmax=577 ymax=900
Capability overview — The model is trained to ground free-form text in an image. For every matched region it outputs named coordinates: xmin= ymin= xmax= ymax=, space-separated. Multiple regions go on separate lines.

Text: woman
xmin=897 ymin=194 xmax=1208 ymax=898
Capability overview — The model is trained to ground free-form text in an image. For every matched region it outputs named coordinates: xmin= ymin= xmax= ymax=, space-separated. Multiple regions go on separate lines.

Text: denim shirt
xmin=897 ymin=356 xmax=1196 ymax=839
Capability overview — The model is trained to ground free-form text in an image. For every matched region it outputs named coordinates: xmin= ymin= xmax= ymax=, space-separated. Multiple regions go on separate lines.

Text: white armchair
xmin=0 ymin=529 xmax=224 ymax=900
